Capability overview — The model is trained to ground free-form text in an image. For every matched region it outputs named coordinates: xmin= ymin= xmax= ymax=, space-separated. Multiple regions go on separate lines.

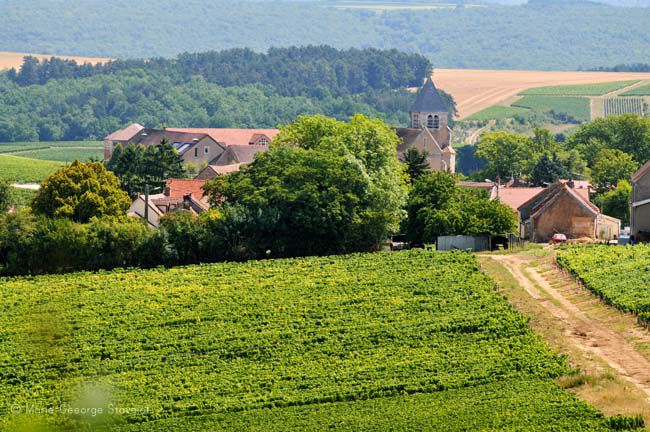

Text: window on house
xmin=259 ymin=137 xmax=268 ymax=145
xmin=194 ymin=148 xmax=198 ymax=158
xmin=433 ymin=115 xmax=440 ymax=129
xmin=412 ymin=114 xmax=419 ymax=128
xmin=427 ymin=115 xmax=434 ymax=128
xmin=204 ymin=147 xmax=209 ymax=154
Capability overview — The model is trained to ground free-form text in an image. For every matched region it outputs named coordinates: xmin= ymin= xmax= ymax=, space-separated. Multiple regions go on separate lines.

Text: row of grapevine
xmin=604 ymin=97 xmax=645 ymax=117
xmin=0 ymin=250 xmax=630 ymax=430
xmin=557 ymin=244 xmax=650 ymax=325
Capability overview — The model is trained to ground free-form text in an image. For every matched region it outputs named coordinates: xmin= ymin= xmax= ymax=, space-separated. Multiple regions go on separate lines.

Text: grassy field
xmin=519 ymin=81 xmax=640 ymax=96
xmin=512 ymin=96 xmax=591 ymax=122
xmin=0 ymin=141 xmax=103 ymax=163
xmin=0 ymin=251 xmax=619 ymax=431
xmin=11 ymin=147 xmax=103 ymax=162
xmin=557 ymin=245 xmax=650 ymax=324
xmin=0 ymin=154 xmax=64 ymax=182
xmin=466 ymin=105 xmax=530 ymax=121
xmin=8 ymin=187 xmax=37 ymax=206
xmin=621 ymin=83 xmax=650 ymax=96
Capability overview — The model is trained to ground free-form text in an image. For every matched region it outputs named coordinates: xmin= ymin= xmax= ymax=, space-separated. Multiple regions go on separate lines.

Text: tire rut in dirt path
xmin=490 ymin=253 xmax=650 ymax=400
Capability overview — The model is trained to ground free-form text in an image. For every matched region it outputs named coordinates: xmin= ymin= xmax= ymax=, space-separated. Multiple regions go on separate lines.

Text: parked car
xmin=550 ymin=233 xmax=567 ymax=244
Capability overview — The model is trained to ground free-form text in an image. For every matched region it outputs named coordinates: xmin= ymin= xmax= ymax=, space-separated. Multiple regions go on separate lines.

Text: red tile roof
xmin=498 ymin=187 xmax=545 ymax=212
xmin=165 ymin=179 xmax=207 ymax=199
xmin=531 ymin=185 xmax=599 ymax=219
xmin=104 ymin=123 xmax=144 ymax=141
xmin=165 ymin=128 xmax=280 ymax=146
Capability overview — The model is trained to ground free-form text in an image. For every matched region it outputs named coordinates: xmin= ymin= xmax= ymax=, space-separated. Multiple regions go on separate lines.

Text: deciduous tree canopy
xmin=32 ymin=161 xmax=131 ymax=222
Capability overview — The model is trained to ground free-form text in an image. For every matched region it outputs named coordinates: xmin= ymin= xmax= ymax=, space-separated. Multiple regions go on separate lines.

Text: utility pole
xmin=144 ymin=183 xmax=150 ymax=223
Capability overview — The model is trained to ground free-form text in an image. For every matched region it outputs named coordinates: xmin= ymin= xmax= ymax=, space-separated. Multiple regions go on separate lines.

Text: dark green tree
xmin=591 ymin=148 xmax=638 ymax=192
xmin=401 ymin=148 xmax=430 ymax=184
xmin=106 ymin=140 xmax=185 ymax=197
xmin=530 ymin=152 xmax=568 ymax=186
xmin=0 ymin=179 xmax=13 ymax=212
xmin=594 ymin=180 xmax=632 ymax=224
xmin=405 ymin=171 xmax=517 ymax=243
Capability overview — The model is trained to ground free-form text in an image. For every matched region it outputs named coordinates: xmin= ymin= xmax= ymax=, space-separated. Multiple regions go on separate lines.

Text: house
xmin=631 ymin=160 xmax=650 ymax=241
xmin=497 ymin=187 xmax=546 ymax=213
xmin=194 ymin=145 xmax=269 ymax=180
xmin=103 ymin=123 xmax=144 ymax=159
xmin=103 ymin=125 xmax=279 ymax=168
xmin=518 ymin=181 xmax=620 ymax=242
xmin=128 ymin=179 xmax=210 ymax=227
xmin=104 ymin=128 xmax=225 ymax=166
xmin=195 ymin=163 xmax=244 ymax=180
xmin=396 ymin=78 xmax=455 ymax=173
xmin=164 ymin=128 xmax=279 ymax=147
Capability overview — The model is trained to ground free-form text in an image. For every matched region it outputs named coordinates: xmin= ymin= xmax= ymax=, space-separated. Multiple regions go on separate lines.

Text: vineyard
xmin=0 ymin=141 xmax=103 ymax=161
xmin=621 ymin=84 xmax=650 ymax=96
xmin=0 ymin=154 xmax=65 ymax=182
xmin=520 ymin=80 xmax=639 ymax=96
xmin=604 ymin=97 xmax=645 ymax=117
xmin=0 ymin=251 xmax=623 ymax=431
xmin=466 ymin=105 xmax=529 ymax=121
xmin=10 ymin=147 xmax=103 ymax=162
xmin=512 ymin=96 xmax=591 ymax=122
xmin=557 ymin=245 xmax=650 ymax=324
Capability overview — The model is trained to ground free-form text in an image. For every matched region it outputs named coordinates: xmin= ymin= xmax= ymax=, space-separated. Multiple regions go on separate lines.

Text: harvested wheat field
xmin=433 ymin=69 xmax=650 ymax=119
xmin=0 ymin=51 xmax=110 ymax=70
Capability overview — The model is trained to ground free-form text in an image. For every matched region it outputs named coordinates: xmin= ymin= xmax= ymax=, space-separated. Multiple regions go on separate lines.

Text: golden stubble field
xmin=433 ymin=69 xmax=650 ymax=119
xmin=0 ymin=52 xmax=110 ymax=70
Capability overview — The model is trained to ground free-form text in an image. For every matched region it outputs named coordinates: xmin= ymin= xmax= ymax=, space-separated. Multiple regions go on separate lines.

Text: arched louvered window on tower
xmin=427 ymin=115 xmax=434 ymax=128
xmin=433 ymin=115 xmax=440 ymax=129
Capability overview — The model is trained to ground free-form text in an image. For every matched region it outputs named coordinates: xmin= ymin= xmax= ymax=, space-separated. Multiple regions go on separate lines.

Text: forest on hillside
xmin=1 ymin=0 xmax=650 ymax=70
xmin=0 ymin=47 xmax=456 ymax=142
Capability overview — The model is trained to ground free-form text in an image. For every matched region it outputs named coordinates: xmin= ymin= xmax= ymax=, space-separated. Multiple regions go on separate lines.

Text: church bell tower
xmin=410 ymin=77 xmax=449 ymax=131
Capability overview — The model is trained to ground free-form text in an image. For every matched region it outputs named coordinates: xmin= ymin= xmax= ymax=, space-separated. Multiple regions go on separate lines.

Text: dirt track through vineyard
xmin=490 ymin=253 xmax=650 ymax=400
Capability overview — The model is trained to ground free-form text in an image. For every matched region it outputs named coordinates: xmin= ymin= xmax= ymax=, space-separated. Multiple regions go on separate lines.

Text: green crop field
xmin=520 ymin=81 xmax=639 ymax=96
xmin=557 ymin=245 xmax=650 ymax=325
xmin=0 ymin=154 xmax=65 ymax=183
xmin=11 ymin=147 xmax=104 ymax=162
xmin=0 ymin=251 xmax=622 ymax=431
xmin=8 ymin=187 xmax=37 ymax=207
xmin=466 ymin=105 xmax=530 ymax=121
xmin=621 ymin=83 xmax=650 ymax=96
xmin=512 ymin=96 xmax=591 ymax=122
xmin=0 ymin=141 xmax=104 ymax=162
xmin=0 ymin=141 xmax=103 ymax=151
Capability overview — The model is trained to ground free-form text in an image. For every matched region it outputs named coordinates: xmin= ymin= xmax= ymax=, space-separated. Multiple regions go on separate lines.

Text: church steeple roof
xmin=411 ymin=77 xmax=448 ymax=113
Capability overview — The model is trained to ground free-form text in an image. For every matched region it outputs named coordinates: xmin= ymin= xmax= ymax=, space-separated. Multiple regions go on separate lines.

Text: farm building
xmin=128 ymin=179 xmax=209 ymax=227
xmin=518 ymin=181 xmax=619 ymax=242
xmin=631 ymin=160 xmax=650 ymax=241
xmin=103 ymin=125 xmax=278 ymax=168
xmin=396 ymin=78 xmax=455 ymax=173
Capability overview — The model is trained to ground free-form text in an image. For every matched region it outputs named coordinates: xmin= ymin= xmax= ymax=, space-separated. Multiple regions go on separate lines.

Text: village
xmin=2 ymin=6 xmax=650 ymax=426
xmin=102 ymin=78 xmax=648 ymax=250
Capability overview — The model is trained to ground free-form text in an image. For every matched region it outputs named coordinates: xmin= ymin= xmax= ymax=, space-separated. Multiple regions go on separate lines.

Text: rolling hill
xmin=1 ymin=0 xmax=650 ymax=70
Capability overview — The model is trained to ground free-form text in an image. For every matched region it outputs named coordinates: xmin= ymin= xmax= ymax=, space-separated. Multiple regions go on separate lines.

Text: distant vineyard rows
xmin=604 ymin=97 xmax=645 ymax=117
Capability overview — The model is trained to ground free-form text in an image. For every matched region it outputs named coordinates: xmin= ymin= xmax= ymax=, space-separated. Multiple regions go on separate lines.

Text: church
xmin=396 ymin=77 xmax=455 ymax=173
